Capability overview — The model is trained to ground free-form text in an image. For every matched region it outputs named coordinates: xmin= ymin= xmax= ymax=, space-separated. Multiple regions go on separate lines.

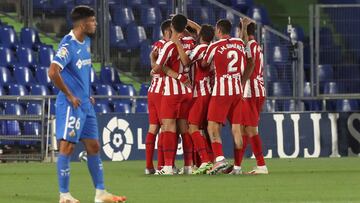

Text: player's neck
xmin=248 ymin=35 xmax=255 ymax=41
xmin=72 ymin=29 xmax=86 ymax=43
xmin=219 ymin=34 xmax=231 ymax=39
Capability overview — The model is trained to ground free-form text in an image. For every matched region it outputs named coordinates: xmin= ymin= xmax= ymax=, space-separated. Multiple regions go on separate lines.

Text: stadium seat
xmin=126 ymin=24 xmax=148 ymax=49
xmin=94 ymin=84 xmax=116 ymax=103
xmin=90 ymin=66 xmax=100 ymax=85
xmin=277 ymin=100 xmax=297 ymax=111
xmin=19 ymin=27 xmax=42 ymax=50
xmin=246 ymin=6 xmax=270 ymax=25
xmin=30 ymin=84 xmax=50 ymax=96
xmin=136 ymin=102 xmax=148 ymax=113
xmin=318 ymin=64 xmax=333 ymax=82
xmin=100 ymin=66 xmax=121 ymax=84
xmin=22 ymin=121 xmax=40 ymax=145
xmin=188 ymin=6 xmax=216 ymax=25
xmin=111 ymin=7 xmax=135 ymax=27
xmin=35 ymin=66 xmax=52 ymax=86
xmin=3 ymin=103 xmax=23 ymax=144
xmin=263 ymin=99 xmax=274 ymax=112
xmin=16 ymin=46 xmax=37 ymax=68
xmin=140 ymin=42 xmax=152 ymax=67
xmin=0 ymin=66 xmax=14 ymax=85
xmin=269 ymin=82 xmax=292 ymax=96
xmin=336 ymin=99 xmax=359 ymax=112
xmin=94 ymin=103 xmax=112 ymax=114
xmin=113 ymin=102 xmax=131 ymax=113
xmin=0 ymin=85 xmax=5 ymax=96
xmin=272 ymin=45 xmax=289 ymax=64
xmin=38 ymin=45 xmax=55 ymax=67
xmin=13 ymin=66 xmax=36 ymax=86
xmin=8 ymin=84 xmax=29 ymax=96
xmin=139 ymin=83 xmax=149 ymax=96
xmin=141 ymin=6 xmax=162 ymax=27
xmin=231 ymin=0 xmax=253 ymax=13
xmin=27 ymin=103 xmax=42 ymax=115
xmin=109 ymin=25 xmax=128 ymax=49
xmin=0 ymin=26 xmax=19 ymax=50
xmin=319 ymin=27 xmax=334 ymax=48
xmin=113 ymin=84 xmax=136 ymax=105
xmin=265 ymin=65 xmax=278 ymax=81
xmin=323 ymin=82 xmax=338 ymax=94
xmin=151 ymin=25 xmax=163 ymax=42
xmin=0 ymin=46 xmax=17 ymax=67
xmin=303 ymin=82 xmax=322 ymax=111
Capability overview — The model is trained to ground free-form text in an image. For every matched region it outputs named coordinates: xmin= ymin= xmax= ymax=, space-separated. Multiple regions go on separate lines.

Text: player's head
xmin=71 ymin=6 xmax=97 ymax=36
xmin=161 ymin=19 xmax=172 ymax=40
xmin=215 ymin=19 xmax=232 ymax=38
xmin=199 ymin=24 xmax=215 ymax=43
xmin=171 ymin=14 xmax=188 ymax=33
xmin=247 ymin=22 xmax=256 ymax=37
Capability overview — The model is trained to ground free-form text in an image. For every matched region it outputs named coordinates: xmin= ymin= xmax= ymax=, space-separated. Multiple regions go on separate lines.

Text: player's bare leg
xmin=82 ymin=139 xmax=127 ymax=202
xmin=189 ymin=124 xmax=212 ymax=174
xmin=207 ymin=121 xmax=229 ymax=175
xmin=245 ymin=127 xmax=268 ymax=175
xmin=145 ymin=124 xmax=159 ymax=174
xmin=156 ymin=119 xmax=177 ymax=175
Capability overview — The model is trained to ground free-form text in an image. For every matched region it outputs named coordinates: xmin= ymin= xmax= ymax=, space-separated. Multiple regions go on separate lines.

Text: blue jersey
xmin=52 ymin=30 xmax=92 ymax=105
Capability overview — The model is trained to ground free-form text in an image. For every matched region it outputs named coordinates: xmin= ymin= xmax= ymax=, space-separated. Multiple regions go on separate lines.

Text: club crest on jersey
xmin=56 ymin=46 xmax=69 ymax=60
xmin=69 ymin=129 xmax=75 ymax=137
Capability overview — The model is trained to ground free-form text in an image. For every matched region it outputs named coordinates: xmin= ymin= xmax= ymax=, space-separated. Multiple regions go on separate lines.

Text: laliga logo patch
xmin=56 ymin=46 xmax=69 ymax=60
xmin=102 ymin=117 xmax=133 ymax=161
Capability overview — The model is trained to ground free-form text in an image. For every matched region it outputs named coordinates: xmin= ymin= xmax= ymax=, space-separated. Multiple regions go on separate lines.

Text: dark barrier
xmin=71 ymin=112 xmax=360 ymax=161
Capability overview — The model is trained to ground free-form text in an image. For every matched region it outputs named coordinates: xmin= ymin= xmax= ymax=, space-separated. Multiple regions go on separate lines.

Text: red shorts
xmin=148 ymin=92 xmax=162 ymax=125
xmin=160 ymin=93 xmax=193 ymax=120
xmin=239 ymin=97 xmax=265 ymax=126
xmin=188 ymin=95 xmax=211 ymax=129
xmin=207 ymin=95 xmax=242 ymax=124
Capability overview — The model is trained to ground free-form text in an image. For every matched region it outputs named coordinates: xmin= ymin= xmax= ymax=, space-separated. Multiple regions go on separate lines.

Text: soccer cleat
xmin=192 ymin=162 xmax=213 ymax=175
xmin=144 ymin=168 xmax=155 ymax=175
xmin=154 ymin=166 xmax=173 ymax=175
xmin=59 ymin=193 xmax=80 ymax=203
xmin=94 ymin=190 xmax=127 ymax=203
xmin=208 ymin=159 xmax=229 ymax=175
xmin=248 ymin=166 xmax=269 ymax=175
xmin=229 ymin=168 xmax=243 ymax=175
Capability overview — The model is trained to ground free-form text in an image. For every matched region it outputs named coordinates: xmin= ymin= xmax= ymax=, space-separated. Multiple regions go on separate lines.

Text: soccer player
xmin=152 ymin=14 xmax=195 ymax=175
xmin=201 ymin=19 xmax=246 ymax=175
xmin=231 ymin=19 xmax=268 ymax=175
xmin=48 ymin=6 xmax=126 ymax=203
xmin=145 ymin=19 xmax=172 ymax=175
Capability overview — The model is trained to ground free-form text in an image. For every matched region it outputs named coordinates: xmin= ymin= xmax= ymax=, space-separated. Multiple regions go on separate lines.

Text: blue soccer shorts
xmin=56 ymin=101 xmax=99 ymax=143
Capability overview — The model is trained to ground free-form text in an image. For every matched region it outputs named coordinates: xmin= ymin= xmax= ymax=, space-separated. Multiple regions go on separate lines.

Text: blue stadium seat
xmin=318 ymin=64 xmax=333 ymax=82
xmin=94 ymin=103 xmax=112 ymax=113
xmin=100 ymin=66 xmax=121 ymax=84
xmin=231 ymin=0 xmax=253 ymax=13
xmin=0 ymin=85 xmax=5 ymax=96
xmin=49 ymin=99 xmax=56 ymax=115
xmin=136 ymin=102 xmax=148 ymax=113
xmin=109 ymin=25 xmax=128 ymax=49
xmin=151 ymin=25 xmax=163 ymax=42
xmin=0 ymin=67 xmax=14 ymax=85
xmin=0 ymin=46 xmax=17 ymax=67
xmin=277 ymin=100 xmax=297 ymax=111
xmin=21 ymin=121 xmax=40 ymax=146
xmin=320 ymin=27 xmax=334 ymax=48
xmin=269 ymin=82 xmax=292 ymax=96
xmin=303 ymin=83 xmax=321 ymax=111
xmin=323 ymin=82 xmax=338 ymax=94
xmin=90 ymin=66 xmax=100 ymax=85
xmin=19 ymin=27 xmax=42 ymax=50
xmin=16 ymin=46 xmax=37 ymax=68
xmin=8 ymin=84 xmax=29 ymax=96
xmin=30 ymin=84 xmax=50 ymax=96
xmin=35 ymin=66 xmax=52 ymax=86
xmin=263 ymin=99 xmax=274 ymax=112
xmin=272 ymin=45 xmax=288 ymax=64
xmin=38 ymin=45 xmax=55 ymax=67
xmin=5 ymin=103 xmax=24 ymax=138
xmin=5 ymin=120 xmax=21 ymax=138
xmin=246 ymin=6 xmax=270 ymax=25
xmin=126 ymin=24 xmax=148 ymax=49
xmin=126 ymin=0 xmax=148 ymax=8
xmin=27 ymin=103 xmax=42 ymax=115
xmin=111 ymin=7 xmax=135 ymax=27
xmin=141 ymin=6 xmax=162 ymax=27
xmin=0 ymin=26 xmax=19 ymax=50
xmin=140 ymin=42 xmax=152 ymax=67
xmin=188 ymin=6 xmax=216 ymax=25
xmin=13 ymin=66 xmax=36 ymax=86
xmin=94 ymin=84 xmax=116 ymax=103
xmin=113 ymin=84 xmax=136 ymax=105
xmin=139 ymin=83 xmax=149 ymax=96
xmin=113 ymin=102 xmax=131 ymax=113
xmin=49 ymin=85 xmax=60 ymax=95
xmin=336 ymin=99 xmax=359 ymax=112
xmin=265 ymin=65 xmax=278 ymax=81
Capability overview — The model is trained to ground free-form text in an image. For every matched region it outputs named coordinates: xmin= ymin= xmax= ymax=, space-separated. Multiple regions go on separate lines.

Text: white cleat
xmin=248 ymin=166 xmax=269 ymax=175
xmin=229 ymin=168 xmax=243 ymax=175
xmin=94 ymin=190 xmax=127 ymax=203
xmin=144 ymin=168 xmax=155 ymax=175
xmin=154 ymin=166 xmax=173 ymax=175
xmin=59 ymin=193 xmax=80 ymax=203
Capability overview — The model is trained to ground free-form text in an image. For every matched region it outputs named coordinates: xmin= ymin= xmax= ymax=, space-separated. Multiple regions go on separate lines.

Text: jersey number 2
xmin=227 ymin=50 xmax=238 ymax=73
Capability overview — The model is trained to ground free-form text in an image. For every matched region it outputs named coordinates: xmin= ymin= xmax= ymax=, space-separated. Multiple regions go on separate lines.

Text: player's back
xmin=52 ymin=31 xmax=92 ymax=105
xmin=205 ymin=38 xmax=246 ymax=96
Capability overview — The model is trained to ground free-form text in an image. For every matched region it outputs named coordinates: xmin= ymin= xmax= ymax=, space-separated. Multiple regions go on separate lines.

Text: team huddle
xmin=145 ymin=14 xmax=268 ymax=175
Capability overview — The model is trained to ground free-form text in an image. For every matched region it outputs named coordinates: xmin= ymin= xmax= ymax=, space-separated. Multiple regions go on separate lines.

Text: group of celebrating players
xmin=144 ymin=14 xmax=268 ymax=175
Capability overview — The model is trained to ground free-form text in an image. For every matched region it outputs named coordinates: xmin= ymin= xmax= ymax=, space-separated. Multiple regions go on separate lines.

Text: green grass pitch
xmin=0 ymin=157 xmax=359 ymax=203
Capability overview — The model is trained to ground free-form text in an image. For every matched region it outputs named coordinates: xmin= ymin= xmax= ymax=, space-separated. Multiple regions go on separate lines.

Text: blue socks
xmin=87 ymin=154 xmax=105 ymax=190
xmin=57 ymin=153 xmax=71 ymax=193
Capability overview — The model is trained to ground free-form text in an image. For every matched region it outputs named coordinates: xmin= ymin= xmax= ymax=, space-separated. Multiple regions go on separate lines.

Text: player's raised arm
xmin=187 ymin=18 xmax=201 ymax=35
xmin=241 ymin=22 xmax=256 ymax=86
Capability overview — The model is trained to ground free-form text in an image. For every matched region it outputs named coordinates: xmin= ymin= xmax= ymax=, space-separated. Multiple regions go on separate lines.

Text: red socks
xmin=250 ymin=134 xmax=265 ymax=166
xmin=191 ymin=131 xmax=210 ymax=163
xmin=211 ymin=142 xmax=224 ymax=159
xmin=145 ymin=132 xmax=156 ymax=169
xmin=157 ymin=132 xmax=164 ymax=170
xmin=181 ymin=133 xmax=193 ymax=166
xmin=234 ymin=135 xmax=249 ymax=166
xmin=204 ymin=136 xmax=214 ymax=162
xmin=163 ymin=131 xmax=178 ymax=166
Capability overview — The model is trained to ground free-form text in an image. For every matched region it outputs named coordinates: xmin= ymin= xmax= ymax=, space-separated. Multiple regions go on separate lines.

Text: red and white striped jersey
xmin=156 ymin=36 xmax=196 ymax=96
xmin=189 ymin=43 xmax=212 ymax=97
xmin=148 ymin=39 xmax=166 ymax=94
xmin=243 ymin=39 xmax=266 ymax=98
xmin=203 ymin=38 xmax=246 ymax=97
